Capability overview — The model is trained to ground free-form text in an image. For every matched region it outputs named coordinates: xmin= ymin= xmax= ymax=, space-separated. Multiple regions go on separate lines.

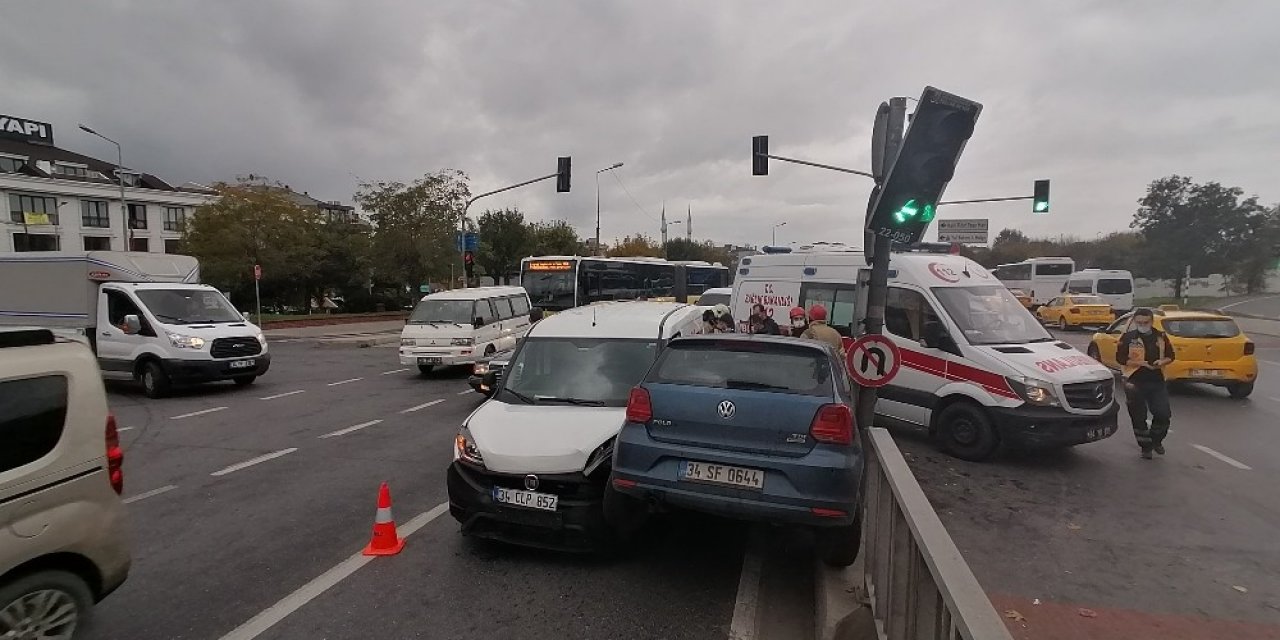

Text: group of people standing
xmin=700 ymin=302 xmax=846 ymax=356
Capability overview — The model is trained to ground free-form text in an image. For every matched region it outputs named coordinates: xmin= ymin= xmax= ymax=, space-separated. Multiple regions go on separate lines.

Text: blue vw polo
xmin=607 ymin=334 xmax=864 ymax=566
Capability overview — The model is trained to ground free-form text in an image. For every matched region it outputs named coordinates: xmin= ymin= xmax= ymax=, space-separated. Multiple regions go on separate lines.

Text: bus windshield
xmin=522 ymin=268 xmax=577 ymax=311
xmin=931 ymin=286 xmax=1051 ymax=345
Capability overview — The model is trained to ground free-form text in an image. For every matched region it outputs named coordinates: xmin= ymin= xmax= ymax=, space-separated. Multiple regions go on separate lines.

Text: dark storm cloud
xmin=2 ymin=1 xmax=1277 ymax=247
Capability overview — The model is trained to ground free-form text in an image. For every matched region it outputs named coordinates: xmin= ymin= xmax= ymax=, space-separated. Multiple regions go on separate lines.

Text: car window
xmin=1163 ymin=318 xmax=1241 ymax=339
xmin=649 ymin=340 xmax=834 ymax=396
xmin=800 ymin=285 xmax=858 ymax=337
xmin=1097 ymin=279 xmax=1133 ymax=294
xmin=1066 ymin=280 xmax=1093 ymax=294
xmin=503 ymin=338 xmax=658 ymax=406
xmin=1069 ymin=295 xmax=1105 ymax=305
xmin=696 ymin=292 xmax=731 ymax=307
xmin=885 ymin=287 xmax=941 ymax=342
xmin=492 ymin=296 xmax=516 ymax=320
xmin=474 ymin=299 xmax=497 ymax=325
xmin=510 ymin=295 xmax=531 ymax=316
xmin=1107 ymin=315 xmax=1131 ymax=333
xmin=0 ymin=375 xmax=69 ymax=473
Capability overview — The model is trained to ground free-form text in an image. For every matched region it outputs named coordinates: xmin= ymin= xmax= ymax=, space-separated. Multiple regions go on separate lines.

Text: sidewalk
xmin=265 ymin=320 xmax=404 ymax=347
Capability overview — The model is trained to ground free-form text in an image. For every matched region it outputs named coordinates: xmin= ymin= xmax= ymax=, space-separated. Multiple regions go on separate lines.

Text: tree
xmin=1225 ymin=204 xmax=1280 ymax=293
xmin=663 ymin=238 xmax=733 ymax=265
xmin=305 ymin=219 xmax=373 ymax=307
xmin=529 ymin=220 xmax=583 ymax=256
xmin=356 ymin=170 xmax=469 ymax=291
xmin=475 ymin=208 xmax=532 ymax=285
xmin=609 ymin=234 xmax=662 ymax=257
xmin=184 ymin=177 xmax=323 ymax=308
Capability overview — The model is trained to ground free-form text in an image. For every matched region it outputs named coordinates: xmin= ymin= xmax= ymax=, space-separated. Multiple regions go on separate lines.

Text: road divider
xmin=123 ymin=484 xmax=178 ymax=504
xmin=1192 ymin=444 xmax=1253 ymax=470
xmin=319 ymin=420 xmax=383 ymax=439
xmin=400 ymin=399 xmax=446 ymax=414
xmin=170 ymin=406 xmax=228 ymax=420
xmin=211 ymin=448 xmax=299 ymax=477
xmin=260 ymin=390 xmax=306 ymax=400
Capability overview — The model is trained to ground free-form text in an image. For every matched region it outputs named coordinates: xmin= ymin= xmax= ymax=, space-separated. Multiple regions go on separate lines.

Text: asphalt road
xmin=86 ymin=342 xmax=816 ymax=640
xmin=1224 ymin=295 xmax=1280 ymax=320
xmin=898 ymin=328 xmax=1280 ymax=640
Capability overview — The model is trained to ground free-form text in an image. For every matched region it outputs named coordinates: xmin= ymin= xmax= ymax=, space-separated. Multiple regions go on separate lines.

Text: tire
xmin=935 ymin=402 xmax=1000 ymax=462
xmin=1057 ymin=316 xmax=1068 ymax=331
xmin=233 ymin=376 xmax=257 ymax=387
xmin=0 ymin=569 xmax=94 ymax=640
xmin=602 ymin=481 xmax=648 ymax=540
xmin=815 ymin=516 xmax=863 ymax=567
xmin=141 ymin=360 xmax=171 ymax=398
xmin=417 ymin=365 xmax=434 ymax=375
xmin=1228 ymin=382 xmax=1254 ymax=399
xmin=484 ymin=345 xmax=497 ymax=357
xmin=1087 ymin=344 xmax=1101 ymax=362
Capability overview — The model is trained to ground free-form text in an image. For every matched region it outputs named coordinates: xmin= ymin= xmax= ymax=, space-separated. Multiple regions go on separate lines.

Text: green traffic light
xmin=893 ymin=199 xmax=920 ymax=224
xmin=1034 ymin=200 xmax=1049 ymax=213
xmin=920 ymin=203 xmax=936 ymax=223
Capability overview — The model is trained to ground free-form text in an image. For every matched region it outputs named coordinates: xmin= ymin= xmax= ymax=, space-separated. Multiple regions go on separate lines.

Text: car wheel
xmin=141 ymin=360 xmax=170 ymax=398
xmin=485 ymin=345 xmax=497 ymax=357
xmin=815 ymin=516 xmax=862 ymax=567
xmin=417 ymin=365 xmax=434 ymax=376
xmin=935 ymin=402 xmax=999 ymax=461
xmin=602 ymin=481 xmax=648 ymax=540
xmin=233 ymin=375 xmax=257 ymax=387
xmin=0 ymin=570 xmax=94 ymax=640
xmin=1228 ymin=382 xmax=1254 ymax=399
xmin=1087 ymin=344 xmax=1101 ymax=362
xmin=1057 ymin=316 xmax=1068 ymax=331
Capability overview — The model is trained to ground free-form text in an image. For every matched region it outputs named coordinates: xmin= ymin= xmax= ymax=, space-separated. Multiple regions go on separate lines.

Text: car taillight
xmin=810 ymin=403 xmax=854 ymax=445
xmin=106 ymin=413 xmax=124 ymax=495
xmin=1069 ymin=308 xmax=1080 ymax=314
xmin=1245 ymin=342 xmax=1255 ymax=355
xmin=626 ymin=387 xmax=652 ymax=423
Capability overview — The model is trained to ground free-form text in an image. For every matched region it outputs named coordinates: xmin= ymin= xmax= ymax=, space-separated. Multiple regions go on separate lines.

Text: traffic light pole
xmin=757 ymin=153 xmax=877 ymax=179
xmin=938 ymin=195 xmax=1031 ymax=206
xmin=458 ymin=170 xmax=563 ymax=289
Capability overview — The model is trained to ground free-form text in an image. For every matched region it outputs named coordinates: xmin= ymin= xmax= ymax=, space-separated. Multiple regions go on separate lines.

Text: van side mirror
xmin=473 ymin=317 xmax=485 ymax=328
xmin=123 ymin=314 xmax=142 ymax=335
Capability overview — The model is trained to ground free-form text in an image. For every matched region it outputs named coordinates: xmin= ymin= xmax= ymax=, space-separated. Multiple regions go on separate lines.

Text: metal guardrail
xmin=862 ymin=427 xmax=1014 ymax=640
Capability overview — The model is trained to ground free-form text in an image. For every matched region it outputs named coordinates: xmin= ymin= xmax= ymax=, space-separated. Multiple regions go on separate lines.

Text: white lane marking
xmin=457 ymin=390 xmax=476 ymax=396
xmin=217 ymin=502 xmax=449 ymax=640
xmin=170 ymin=406 xmax=228 ymax=420
xmin=1269 ymin=396 xmax=1280 ymax=404
xmin=400 ymin=399 xmax=445 ymax=413
xmin=1220 ymin=295 xmax=1280 ymax=310
xmin=380 ymin=368 xmax=408 ymax=375
xmin=729 ymin=531 xmax=764 ymax=640
xmin=117 ymin=426 xmax=135 ymax=432
xmin=210 ymin=448 xmax=299 ymax=477
xmin=1192 ymin=444 xmax=1253 ymax=470
xmin=260 ymin=390 xmax=306 ymax=400
xmin=327 ymin=377 xmax=363 ymax=386
xmin=318 ymin=420 xmax=383 ymax=439
xmin=1260 ymin=359 xmax=1280 ymax=368
xmin=123 ymin=484 xmax=178 ymax=504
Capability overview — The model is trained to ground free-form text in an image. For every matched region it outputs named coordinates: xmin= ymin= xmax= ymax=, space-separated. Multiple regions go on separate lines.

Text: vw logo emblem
xmin=523 ymin=474 xmax=539 ymax=491
xmin=717 ymin=400 xmax=736 ymax=420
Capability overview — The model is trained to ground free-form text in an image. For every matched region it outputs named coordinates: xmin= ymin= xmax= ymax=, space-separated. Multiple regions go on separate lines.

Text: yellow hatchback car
xmin=1087 ymin=308 xmax=1258 ymax=398
xmin=1037 ymin=295 xmax=1116 ymax=330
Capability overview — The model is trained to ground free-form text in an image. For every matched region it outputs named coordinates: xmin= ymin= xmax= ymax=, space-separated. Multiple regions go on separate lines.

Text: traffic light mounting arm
xmin=458 ymin=157 xmax=572 ymax=288
xmin=753 ymin=146 xmax=877 ymax=179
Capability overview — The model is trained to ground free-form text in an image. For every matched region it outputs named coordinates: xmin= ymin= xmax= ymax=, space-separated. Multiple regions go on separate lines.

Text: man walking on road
xmin=801 ymin=304 xmax=845 ymax=357
xmin=1116 ymin=308 xmax=1175 ymax=459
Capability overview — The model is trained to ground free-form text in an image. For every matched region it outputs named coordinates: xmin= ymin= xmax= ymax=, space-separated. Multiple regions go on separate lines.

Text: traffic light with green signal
xmin=1033 ymin=179 xmax=1050 ymax=213
xmin=866 ymin=87 xmax=982 ymax=245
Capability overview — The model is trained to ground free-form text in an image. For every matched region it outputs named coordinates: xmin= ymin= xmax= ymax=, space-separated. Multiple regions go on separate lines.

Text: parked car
xmin=1008 ymin=288 xmax=1034 ymax=309
xmin=1088 ymin=307 xmax=1258 ymax=398
xmin=468 ymin=348 xmax=514 ymax=397
xmin=694 ymin=287 xmax=732 ymax=307
xmin=607 ymin=334 xmax=863 ymax=566
xmin=0 ymin=328 xmax=131 ymax=638
xmin=1037 ymin=294 xmax=1115 ymax=330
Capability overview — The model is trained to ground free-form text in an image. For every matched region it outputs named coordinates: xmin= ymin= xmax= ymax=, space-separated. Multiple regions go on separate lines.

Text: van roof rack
xmin=0 ymin=328 xmax=55 ymax=349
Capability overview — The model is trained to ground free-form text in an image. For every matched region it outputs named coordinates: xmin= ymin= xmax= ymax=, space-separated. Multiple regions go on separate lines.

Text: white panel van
xmin=399 ymin=286 xmax=533 ymax=374
xmin=1062 ymin=270 xmax=1135 ymax=312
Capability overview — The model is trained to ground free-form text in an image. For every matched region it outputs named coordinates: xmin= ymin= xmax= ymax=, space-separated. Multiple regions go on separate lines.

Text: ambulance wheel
xmin=1087 ymin=344 xmax=1101 ymax=362
xmin=936 ymin=402 xmax=999 ymax=462
xmin=1228 ymin=382 xmax=1254 ymax=399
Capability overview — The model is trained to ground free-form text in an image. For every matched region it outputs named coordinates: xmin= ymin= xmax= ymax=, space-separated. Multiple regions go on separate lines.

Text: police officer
xmin=1116 ymin=308 xmax=1175 ymax=459
xmin=801 ymin=304 xmax=845 ymax=356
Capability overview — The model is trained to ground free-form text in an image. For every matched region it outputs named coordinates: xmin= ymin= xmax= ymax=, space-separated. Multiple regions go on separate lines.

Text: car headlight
xmin=455 ymin=427 xmax=485 ymax=467
xmin=452 ymin=337 xmax=474 ymax=346
xmin=401 ymin=338 xmax=416 ymax=346
xmin=1008 ymin=376 xmax=1060 ymax=407
xmin=168 ymin=333 xmax=205 ymax=349
xmin=255 ymin=333 xmax=267 ymax=346
xmin=473 ymin=362 xmax=489 ymax=375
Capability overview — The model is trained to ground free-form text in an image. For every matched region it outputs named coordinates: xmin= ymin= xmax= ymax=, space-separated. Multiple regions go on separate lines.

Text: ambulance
xmin=731 ymin=243 xmax=1119 ymax=461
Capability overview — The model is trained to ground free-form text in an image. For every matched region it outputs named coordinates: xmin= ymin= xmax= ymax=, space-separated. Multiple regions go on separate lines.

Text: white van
xmin=399 ymin=286 xmax=533 ymax=374
xmin=994 ymin=257 xmax=1076 ymax=307
xmin=446 ymin=301 xmax=705 ymax=549
xmin=733 ymin=247 xmax=1118 ymax=461
xmin=1062 ymin=269 xmax=1134 ymax=313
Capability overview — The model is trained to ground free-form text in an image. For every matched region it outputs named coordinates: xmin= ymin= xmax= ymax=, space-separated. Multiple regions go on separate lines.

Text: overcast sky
xmin=4 ymin=1 xmax=1278 ymax=248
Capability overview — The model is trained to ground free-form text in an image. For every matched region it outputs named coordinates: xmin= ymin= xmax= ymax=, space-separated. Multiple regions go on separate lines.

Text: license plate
xmin=491 ymin=486 xmax=558 ymax=511
xmin=418 ymin=357 xmax=442 ymax=365
xmin=680 ymin=461 xmax=764 ymax=490
xmin=229 ymin=359 xmax=256 ymax=369
xmin=1191 ymin=369 xmax=1223 ymax=377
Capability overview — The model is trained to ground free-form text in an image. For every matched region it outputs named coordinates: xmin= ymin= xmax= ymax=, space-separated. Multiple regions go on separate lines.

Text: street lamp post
xmin=772 ymin=221 xmax=787 ymax=245
xmin=665 ymin=220 xmax=683 ymax=258
xmin=79 ymin=124 xmax=131 ymax=251
xmin=595 ymin=162 xmax=623 ymax=256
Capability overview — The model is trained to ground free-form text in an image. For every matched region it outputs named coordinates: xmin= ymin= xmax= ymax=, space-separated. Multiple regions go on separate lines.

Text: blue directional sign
xmin=455 ymin=232 xmax=479 ymax=252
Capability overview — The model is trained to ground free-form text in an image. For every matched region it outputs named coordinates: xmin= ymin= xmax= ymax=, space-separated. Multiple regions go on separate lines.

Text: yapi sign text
xmin=0 ymin=115 xmax=54 ymax=145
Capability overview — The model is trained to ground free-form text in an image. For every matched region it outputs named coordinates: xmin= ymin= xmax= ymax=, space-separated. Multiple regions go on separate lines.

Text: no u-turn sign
xmin=846 ymin=334 xmax=901 ymax=387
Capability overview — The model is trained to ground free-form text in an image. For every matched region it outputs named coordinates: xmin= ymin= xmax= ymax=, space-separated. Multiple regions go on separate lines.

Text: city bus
xmin=519 ymin=256 xmax=728 ymax=311
xmin=993 ymin=257 xmax=1076 ymax=307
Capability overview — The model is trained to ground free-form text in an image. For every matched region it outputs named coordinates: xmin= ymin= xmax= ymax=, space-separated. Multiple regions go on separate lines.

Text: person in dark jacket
xmin=1116 ymin=308 xmax=1175 ymax=459
xmin=748 ymin=303 xmax=782 ymax=335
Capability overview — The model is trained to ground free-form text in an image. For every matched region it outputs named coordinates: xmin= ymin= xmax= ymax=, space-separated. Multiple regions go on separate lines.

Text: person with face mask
xmin=1116 ymin=308 xmax=1175 ymax=459
xmin=788 ymin=307 xmax=808 ymax=337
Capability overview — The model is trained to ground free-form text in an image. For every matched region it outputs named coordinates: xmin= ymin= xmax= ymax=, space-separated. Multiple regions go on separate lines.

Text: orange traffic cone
xmin=362 ymin=482 xmax=405 ymax=556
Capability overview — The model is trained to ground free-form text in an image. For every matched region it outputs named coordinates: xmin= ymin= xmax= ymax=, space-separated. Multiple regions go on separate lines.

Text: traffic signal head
xmin=556 ymin=157 xmax=571 ymax=193
xmin=752 ymin=136 xmax=769 ymax=176
xmin=463 ymin=250 xmax=474 ymax=265
xmin=866 ymin=87 xmax=982 ymax=245
xmin=1033 ymin=179 xmax=1050 ymax=213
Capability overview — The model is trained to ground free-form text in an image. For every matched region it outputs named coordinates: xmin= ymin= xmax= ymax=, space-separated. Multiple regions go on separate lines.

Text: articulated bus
xmin=519 ymin=256 xmax=728 ymax=311
xmin=993 ymin=257 xmax=1076 ymax=307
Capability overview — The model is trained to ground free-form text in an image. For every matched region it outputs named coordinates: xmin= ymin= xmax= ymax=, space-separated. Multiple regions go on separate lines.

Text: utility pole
xmin=596 ymin=162 xmax=623 ymax=256
xmin=686 ymin=205 xmax=692 ymax=241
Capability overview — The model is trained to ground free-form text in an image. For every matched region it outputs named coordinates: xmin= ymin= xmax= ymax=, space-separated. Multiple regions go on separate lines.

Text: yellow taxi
xmin=1036 ymin=295 xmax=1115 ymax=330
xmin=1087 ymin=307 xmax=1258 ymax=398
xmin=1008 ymin=288 xmax=1034 ymax=309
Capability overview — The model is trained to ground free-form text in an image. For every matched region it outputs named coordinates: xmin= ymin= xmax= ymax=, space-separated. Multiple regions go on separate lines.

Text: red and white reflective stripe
xmin=374 ymin=507 xmax=394 ymax=523
xmin=898 ymin=348 xmax=1019 ymax=399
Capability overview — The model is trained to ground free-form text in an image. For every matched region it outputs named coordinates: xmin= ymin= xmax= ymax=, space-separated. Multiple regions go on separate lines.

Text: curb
xmin=815 ymin=552 xmax=877 ymax=640
xmin=312 ymin=335 xmax=401 ymax=349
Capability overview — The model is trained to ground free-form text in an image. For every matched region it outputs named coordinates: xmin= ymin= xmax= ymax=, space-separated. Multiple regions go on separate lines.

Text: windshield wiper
xmin=535 ymin=396 xmax=606 ymax=406
xmin=726 ymin=379 xmax=789 ymax=391
xmin=503 ymin=388 xmax=536 ymax=405
xmin=151 ymin=313 xmax=186 ymax=323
